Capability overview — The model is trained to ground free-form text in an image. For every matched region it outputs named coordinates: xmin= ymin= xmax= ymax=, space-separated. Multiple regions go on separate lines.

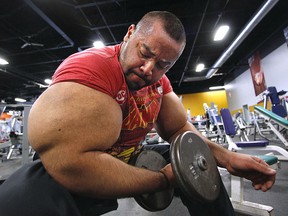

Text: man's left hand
xmin=225 ymin=152 xmax=276 ymax=192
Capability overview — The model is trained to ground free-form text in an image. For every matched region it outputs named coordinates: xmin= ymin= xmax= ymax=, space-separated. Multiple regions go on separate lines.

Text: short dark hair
xmin=136 ymin=11 xmax=186 ymax=44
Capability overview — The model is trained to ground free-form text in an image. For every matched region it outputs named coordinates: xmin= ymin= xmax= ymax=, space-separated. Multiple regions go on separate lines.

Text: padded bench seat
xmin=257 ymin=155 xmax=278 ymax=166
xmin=254 ymin=106 xmax=288 ymax=127
xmin=235 ymin=140 xmax=269 ymax=148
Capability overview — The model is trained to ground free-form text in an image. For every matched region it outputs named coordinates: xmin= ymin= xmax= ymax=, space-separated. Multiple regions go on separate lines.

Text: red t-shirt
xmin=52 ymin=44 xmax=173 ymax=162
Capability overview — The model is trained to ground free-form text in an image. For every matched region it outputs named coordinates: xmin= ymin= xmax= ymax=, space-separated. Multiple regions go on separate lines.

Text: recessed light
xmin=0 ymin=57 xmax=9 ymax=65
xmin=93 ymin=41 xmax=104 ymax=48
xmin=195 ymin=63 xmax=205 ymax=72
xmin=214 ymin=25 xmax=230 ymax=41
xmin=15 ymin=98 xmax=26 ymax=102
xmin=209 ymin=86 xmax=225 ymax=90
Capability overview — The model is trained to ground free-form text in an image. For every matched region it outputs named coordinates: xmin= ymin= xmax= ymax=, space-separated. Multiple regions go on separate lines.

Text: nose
xmin=140 ymin=60 xmax=154 ymax=76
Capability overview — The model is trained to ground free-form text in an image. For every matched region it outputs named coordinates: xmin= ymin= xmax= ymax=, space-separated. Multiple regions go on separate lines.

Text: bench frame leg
xmin=231 ymin=175 xmax=275 ymax=216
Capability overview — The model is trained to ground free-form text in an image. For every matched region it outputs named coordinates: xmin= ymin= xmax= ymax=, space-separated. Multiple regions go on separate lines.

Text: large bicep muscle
xmin=28 ymin=82 xmax=122 ymax=154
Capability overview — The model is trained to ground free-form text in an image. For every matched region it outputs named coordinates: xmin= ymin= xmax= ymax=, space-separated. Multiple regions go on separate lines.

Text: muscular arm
xmin=156 ymin=92 xmax=276 ymax=192
xmin=28 ymin=82 xmax=167 ymax=198
xmin=155 ymin=91 xmax=229 ymax=167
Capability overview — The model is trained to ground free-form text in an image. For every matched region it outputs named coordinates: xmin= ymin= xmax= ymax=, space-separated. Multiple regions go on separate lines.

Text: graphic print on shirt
xmin=107 ymin=84 xmax=163 ymax=162
xmin=122 ymin=85 xmax=163 ymax=131
xmin=114 ymin=83 xmax=163 ymax=148
xmin=115 ymin=89 xmax=126 ymax=105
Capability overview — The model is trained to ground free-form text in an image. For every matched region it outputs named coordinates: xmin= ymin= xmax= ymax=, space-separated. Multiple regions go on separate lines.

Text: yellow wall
xmin=179 ymin=90 xmax=228 ymax=116
xmin=178 ymin=90 xmax=270 ymax=116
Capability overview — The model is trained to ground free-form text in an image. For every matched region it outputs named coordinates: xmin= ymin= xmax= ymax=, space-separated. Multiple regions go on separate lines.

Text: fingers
xmin=251 ymin=156 xmax=277 ymax=176
xmin=244 ymin=156 xmax=276 ymax=192
xmin=252 ymin=177 xmax=275 ymax=192
xmin=251 ymin=170 xmax=276 ymax=192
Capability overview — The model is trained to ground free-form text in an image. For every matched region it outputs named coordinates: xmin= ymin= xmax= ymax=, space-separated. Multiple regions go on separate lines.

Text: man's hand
xmin=225 ymin=152 xmax=276 ymax=192
xmin=160 ymin=164 xmax=176 ymax=188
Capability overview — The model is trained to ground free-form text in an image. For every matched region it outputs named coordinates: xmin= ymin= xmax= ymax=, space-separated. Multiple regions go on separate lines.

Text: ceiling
xmin=0 ymin=0 xmax=287 ymax=103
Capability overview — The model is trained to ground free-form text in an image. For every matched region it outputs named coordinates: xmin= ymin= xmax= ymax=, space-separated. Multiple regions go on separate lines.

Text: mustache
xmin=127 ymin=70 xmax=151 ymax=84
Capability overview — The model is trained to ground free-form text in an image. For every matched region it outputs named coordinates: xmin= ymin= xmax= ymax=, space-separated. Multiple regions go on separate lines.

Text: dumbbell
xmin=130 ymin=131 xmax=221 ymax=211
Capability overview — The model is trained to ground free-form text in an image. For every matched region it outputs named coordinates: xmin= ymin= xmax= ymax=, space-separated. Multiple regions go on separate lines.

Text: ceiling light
xmin=15 ymin=98 xmax=26 ymax=102
xmin=93 ymin=40 xmax=104 ymax=48
xmin=0 ymin=57 xmax=9 ymax=65
xmin=214 ymin=25 xmax=230 ymax=41
xmin=209 ymin=86 xmax=225 ymax=90
xmin=44 ymin=78 xmax=52 ymax=85
xmin=195 ymin=63 xmax=205 ymax=72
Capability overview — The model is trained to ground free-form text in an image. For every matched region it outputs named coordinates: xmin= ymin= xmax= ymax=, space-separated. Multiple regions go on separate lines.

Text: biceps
xmin=28 ymin=82 xmax=123 ymax=154
xmin=155 ymin=92 xmax=187 ymax=141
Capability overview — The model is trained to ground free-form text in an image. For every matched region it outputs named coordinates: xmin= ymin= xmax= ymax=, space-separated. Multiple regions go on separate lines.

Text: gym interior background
xmin=1 ymin=0 xmax=288 ymax=216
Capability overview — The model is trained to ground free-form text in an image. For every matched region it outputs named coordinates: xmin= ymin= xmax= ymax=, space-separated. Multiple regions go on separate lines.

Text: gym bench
xmin=220 ymin=108 xmax=288 ymax=161
xmin=230 ymin=155 xmax=277 ymax=216
xmin=220 ymin=108 xmax=280 ymax=215
xmin=254 ymin=106 xmax=288 ymax=149
xmin=0 ymin=140 xmax=12 ymax=162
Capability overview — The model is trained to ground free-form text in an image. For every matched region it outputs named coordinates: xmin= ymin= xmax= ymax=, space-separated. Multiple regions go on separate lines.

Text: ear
xmin=123 ymin=24 xmax=136 ymax=42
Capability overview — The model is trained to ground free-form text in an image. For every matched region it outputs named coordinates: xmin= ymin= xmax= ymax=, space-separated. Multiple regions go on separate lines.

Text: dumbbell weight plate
xmin=170 ymin=131 xmax=220 ymax=202
xmin=131 ymin=150 xmax=174 ymax=211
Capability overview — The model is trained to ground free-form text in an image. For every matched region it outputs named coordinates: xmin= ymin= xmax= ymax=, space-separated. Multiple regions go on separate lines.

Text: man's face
xmin=119 ymin=22 xmax=185 ymax=91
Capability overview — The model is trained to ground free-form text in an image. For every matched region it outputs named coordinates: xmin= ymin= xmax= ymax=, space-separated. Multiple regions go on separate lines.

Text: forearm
xmin=198 ymin=135 xmax=230 ymax=168
xmin=43 ymin=151 xmax=168 ymax=199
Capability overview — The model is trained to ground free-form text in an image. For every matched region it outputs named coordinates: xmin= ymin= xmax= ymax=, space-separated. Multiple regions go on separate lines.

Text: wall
xmin=226 ymin=42 xmax=288 ymax=112
xmin=179 ymin=90 xmax=228 ymax=116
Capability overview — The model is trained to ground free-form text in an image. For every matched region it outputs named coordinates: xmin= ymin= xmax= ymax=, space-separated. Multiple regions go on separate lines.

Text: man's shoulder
xmin=82 ymin=44 xmax=120 ymax=59
xmin=58 ymin=44 xmax=121 ymax=71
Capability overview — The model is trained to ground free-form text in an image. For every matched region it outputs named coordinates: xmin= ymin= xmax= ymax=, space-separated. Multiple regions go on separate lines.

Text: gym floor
xmin=0 ymin=140 xmax=287 ymax=216
xmin=102 ymin=158 xmax=288 ymax=216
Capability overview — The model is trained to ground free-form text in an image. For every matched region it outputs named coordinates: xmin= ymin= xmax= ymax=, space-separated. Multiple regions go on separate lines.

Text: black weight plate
xmin=132 ymin=150 xmax=174 ymax=211
xmin=170 ymin=132 xmax=220 ymax=202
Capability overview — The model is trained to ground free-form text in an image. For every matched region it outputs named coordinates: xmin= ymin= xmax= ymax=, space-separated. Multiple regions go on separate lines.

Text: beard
xmin=124 ymin=69 xmax=152 ymax=91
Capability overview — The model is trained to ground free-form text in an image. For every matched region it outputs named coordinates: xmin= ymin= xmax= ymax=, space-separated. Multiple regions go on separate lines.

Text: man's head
xmin=135 ymin=11 xmax=186 ymax=45
xmin=119 ymin=11 xmax=186 ymax=91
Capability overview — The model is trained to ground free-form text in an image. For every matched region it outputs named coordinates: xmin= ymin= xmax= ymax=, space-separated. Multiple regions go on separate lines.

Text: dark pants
xmin=0 ymin=144 xmax=235 ymax=216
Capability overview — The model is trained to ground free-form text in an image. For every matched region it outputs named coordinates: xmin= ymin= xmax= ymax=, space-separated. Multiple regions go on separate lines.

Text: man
xmin=0 ymin=11 xmax=275 ymax=216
